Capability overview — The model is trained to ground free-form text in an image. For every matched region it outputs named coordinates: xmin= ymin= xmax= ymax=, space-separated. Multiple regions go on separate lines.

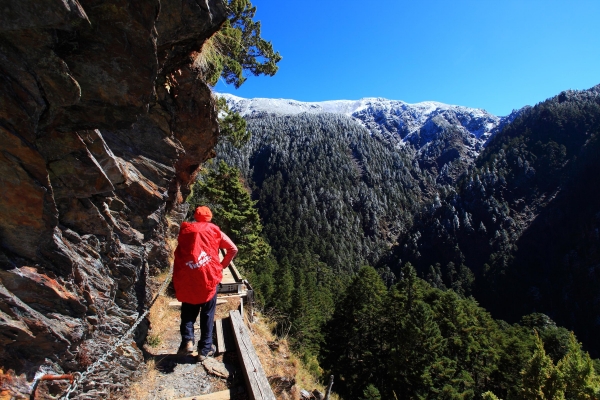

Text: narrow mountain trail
xmin=128 ymin=294 xmax=249 ymax=400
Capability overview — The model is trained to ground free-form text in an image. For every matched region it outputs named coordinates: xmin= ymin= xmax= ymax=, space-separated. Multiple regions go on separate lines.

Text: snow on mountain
xmin=219 ymin=93 xmax=508 ymax=150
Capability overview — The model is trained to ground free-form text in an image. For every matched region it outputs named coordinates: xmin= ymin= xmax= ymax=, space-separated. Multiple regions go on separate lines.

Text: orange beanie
xmin=194 ymin=206 xmax=212 ymax=222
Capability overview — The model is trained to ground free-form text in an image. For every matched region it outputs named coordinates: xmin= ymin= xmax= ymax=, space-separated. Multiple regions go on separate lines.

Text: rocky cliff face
xmin=0 ymin=0 xmax=226 ymax=396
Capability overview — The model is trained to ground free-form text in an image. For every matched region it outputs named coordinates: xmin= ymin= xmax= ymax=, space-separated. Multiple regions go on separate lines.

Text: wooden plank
xmin=169 ymin=299 xmax=227 ymax=307
xmin=229 ymin=261 xmax=243 ymax=281
xmin=215 ymin=318 xmax=226 ymax=354
xmin=220 ymin=265 xmax=238 ymax=285
xmin=174 ymin=388 xmax=235 ymax=399
xmin=219 ymin=248 xmax=243 ymax=281
xmin=229 ymin=310 xmax=275 ymax=400
xmin=219 ymin=293 xmax=246 ymax=298
xmin=219 ymin=251 xmax=243 ymax=282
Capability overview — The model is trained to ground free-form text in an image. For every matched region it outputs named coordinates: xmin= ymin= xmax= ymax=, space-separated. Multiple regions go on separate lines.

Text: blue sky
xmin=215 ymin=0 xmax=600 ymax=116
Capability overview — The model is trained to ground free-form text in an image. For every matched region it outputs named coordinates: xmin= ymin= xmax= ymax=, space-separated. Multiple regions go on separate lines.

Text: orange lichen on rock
xmin=0 ymin=368 xmax=30 ymax=399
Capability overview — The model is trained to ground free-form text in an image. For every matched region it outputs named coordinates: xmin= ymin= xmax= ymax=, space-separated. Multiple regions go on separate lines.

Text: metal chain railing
xmin=60 ymin=264 xmax=173 ymax=399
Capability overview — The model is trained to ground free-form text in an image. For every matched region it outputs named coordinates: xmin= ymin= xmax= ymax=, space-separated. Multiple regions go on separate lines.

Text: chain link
xmin=60 ymin=264 xmax=173 ymax=399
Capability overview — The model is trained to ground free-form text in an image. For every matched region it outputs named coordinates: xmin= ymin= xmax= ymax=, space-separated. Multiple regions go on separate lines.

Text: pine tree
xmin=396 ymin=262 xmax=420 ymax=311
xmin=216 ymin=96 xmax=249 ymax=147
xmin=482 ymin=391 xmax=501 ymax=400
xmin=361 ymin=384 xmax=382 ymax=400
xmin=382 ymin=266 xmax=446 ymax=398
xmin=289 ymin=255 xmax=330 ymax=355
xmin=200 ymin=0 xmax=282 ymax=88
xmin=491 ymin=323 xmax=537 ymax=399
xmin=558 ymin=332 xmax=600 ymax=399
xmin=521 ymin=332 xmax=565 ymax=399
xmin=323 ymin=266 xmax=387 ymax=399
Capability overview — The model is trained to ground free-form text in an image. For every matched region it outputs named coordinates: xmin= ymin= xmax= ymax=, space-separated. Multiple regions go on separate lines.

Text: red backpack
xmin=173 ymin=221 xmax=223 ymax=304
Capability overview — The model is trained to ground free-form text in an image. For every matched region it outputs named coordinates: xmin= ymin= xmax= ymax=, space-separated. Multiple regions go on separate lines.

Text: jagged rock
xmin=58 ymin=198 xmax=113 ymax=238
xmin=156 ymin=0 xmax=228 ymax=73
xmin=0 ymin=0 xmax=228 ymax=397
xmin=0 ymin=0 xmax=88 ymax=32
xmin=0 ymin=127 xmax=57 ymax=260
xmin=79 ymin=130 xmax=127 ymax=186
xmin=170 ymin=65 xmax=220 ymax=200
xmin=0 ymin=284 xmax=75 ymax=371
xmin=168 ymin=203 xmax=191 ymax=237
xmin=0 ymin=266 xmax=86 ymax=317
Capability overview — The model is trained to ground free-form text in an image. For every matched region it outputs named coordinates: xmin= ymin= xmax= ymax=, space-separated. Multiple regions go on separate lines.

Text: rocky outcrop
xmin=0 ymin=0 xmax=226 ymax=397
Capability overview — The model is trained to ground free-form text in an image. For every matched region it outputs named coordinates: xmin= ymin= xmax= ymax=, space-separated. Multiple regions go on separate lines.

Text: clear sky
xmin=215 ymin=0 xmax=600 ymax=116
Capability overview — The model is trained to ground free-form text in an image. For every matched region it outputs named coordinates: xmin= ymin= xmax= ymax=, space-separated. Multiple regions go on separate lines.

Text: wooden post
xmin=324 ymin=375 xmax=334 ymax=400
xmin=244 ymin=279 xmax=255 ymax=323
xmin=247 ymin=289 xmax=254 ymax=323
xmin=240 ymin=296 xmax=244 ymax=321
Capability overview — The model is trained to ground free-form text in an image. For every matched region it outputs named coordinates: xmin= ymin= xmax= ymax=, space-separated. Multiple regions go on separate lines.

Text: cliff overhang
xmin=0 ymin=0 xmax=227 ymax=396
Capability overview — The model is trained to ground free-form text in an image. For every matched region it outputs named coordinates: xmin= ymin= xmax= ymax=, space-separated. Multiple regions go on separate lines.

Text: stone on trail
xmin=201 ymin=358 xmax=233 ymax=379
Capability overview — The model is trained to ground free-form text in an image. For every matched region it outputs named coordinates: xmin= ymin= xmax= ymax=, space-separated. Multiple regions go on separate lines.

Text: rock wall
xmin=0 ymin=0 xmax=226 ymax=396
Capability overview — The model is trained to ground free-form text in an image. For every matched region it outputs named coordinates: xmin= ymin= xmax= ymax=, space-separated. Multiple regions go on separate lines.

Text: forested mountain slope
xmin=396 ymin=84 xmax=600 ymax=356
xmin=218 ymin=112 xmax=422 ymax=274
xmin=216 ymin=96 xmax=517 ymax=264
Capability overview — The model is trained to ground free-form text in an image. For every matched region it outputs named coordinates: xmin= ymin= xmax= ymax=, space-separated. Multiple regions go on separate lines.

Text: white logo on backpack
xmin=186 ymin=251 xmax=211 ymax=269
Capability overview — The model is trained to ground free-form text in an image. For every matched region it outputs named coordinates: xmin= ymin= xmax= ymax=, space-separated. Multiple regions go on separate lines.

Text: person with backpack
xmin=172 ymin=206 xmax=238 ymax=360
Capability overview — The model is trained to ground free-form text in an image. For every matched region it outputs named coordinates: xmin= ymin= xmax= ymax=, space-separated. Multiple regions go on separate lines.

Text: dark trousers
xmin=180 ymin=293 xmax=217 ymax=356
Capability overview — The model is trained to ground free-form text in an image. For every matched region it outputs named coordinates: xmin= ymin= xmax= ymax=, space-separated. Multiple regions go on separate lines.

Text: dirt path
xmin=127 ymin=295 xmax=248 ymax=400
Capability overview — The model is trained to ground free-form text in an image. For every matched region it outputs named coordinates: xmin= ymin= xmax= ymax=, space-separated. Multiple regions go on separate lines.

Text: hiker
xmin=172 ymin=206 xmax=238 ymax=360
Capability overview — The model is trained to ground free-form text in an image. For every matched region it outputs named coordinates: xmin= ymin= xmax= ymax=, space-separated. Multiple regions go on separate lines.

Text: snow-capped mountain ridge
xmin=219 ymin=93 xmax=494 ymax=121
xmin=219 ymin=93 xmax=508 ymax=147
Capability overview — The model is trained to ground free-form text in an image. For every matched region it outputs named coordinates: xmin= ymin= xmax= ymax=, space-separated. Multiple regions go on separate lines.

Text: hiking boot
xmin=198 ymin=344 xmax=216 ymax=362
xmin=177 ymin=340 xmax=194 ymax=355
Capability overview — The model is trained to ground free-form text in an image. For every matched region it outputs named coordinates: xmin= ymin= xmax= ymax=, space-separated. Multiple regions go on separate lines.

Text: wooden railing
xmin=230 ymin=309 xmax=276 ymax=400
